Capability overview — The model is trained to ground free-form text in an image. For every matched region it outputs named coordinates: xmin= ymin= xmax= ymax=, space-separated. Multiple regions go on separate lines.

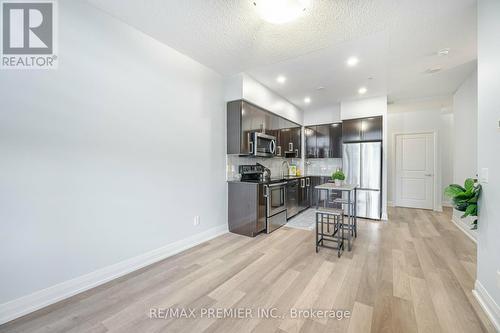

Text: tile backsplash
xmin=226 ymin=155 xmax=302 ymax=180
xmin=226 ymin=155 xmax=343 ymax=180
xmin=304 ymin=158 xmax=343 ymax=177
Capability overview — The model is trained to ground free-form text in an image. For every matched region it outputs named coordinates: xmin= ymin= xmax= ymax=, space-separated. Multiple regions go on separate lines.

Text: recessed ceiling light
xmin=346 ymin=57 xmax=359 ymax=67
xmin=316 ymin=86 xmax=325 ymax=90
xmin=277 ymin=75 xmax=286 ymax=84
xmin=438 ymin=48 xmax=450 ymax=56
xmin=304 ymin=97 xmax=311 ymax=104
xmin=253 ymin=0 xmax=310 ymax=25
xmin=358 ymin=87 xmax=367 ymax=95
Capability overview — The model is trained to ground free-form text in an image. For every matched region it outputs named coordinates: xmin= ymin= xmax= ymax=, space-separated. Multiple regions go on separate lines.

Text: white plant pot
xmin=334 ymin=179 xmax=342 ymax=186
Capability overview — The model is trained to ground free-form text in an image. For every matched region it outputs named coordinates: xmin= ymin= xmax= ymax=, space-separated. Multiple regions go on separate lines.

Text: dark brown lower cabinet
xmin=228 ymin=182 xmax=266 ymax=237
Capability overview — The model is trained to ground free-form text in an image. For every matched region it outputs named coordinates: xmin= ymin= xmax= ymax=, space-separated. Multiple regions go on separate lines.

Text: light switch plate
xmin=193 ymin=216 xmax=200 ymax=226
xmin=480 ymin=168 xmax=489 ymax=183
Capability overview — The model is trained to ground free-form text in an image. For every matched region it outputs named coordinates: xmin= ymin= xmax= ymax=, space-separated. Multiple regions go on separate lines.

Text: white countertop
xmin=314 ymin=183 xmax=358 ymax=191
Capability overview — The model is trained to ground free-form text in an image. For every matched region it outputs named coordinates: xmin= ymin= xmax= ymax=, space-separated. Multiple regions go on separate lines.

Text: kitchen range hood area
xmin=226 ymin=98 xmax=384 ymax=237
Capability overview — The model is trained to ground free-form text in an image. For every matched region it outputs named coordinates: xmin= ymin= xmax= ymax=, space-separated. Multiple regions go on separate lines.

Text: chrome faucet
xmin=281 ymin=160 xmax=290 ymax=179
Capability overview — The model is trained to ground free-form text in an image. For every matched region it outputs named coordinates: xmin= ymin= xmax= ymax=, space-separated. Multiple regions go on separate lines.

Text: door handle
xmin=424 ymin=173 xmax=433 ymax=177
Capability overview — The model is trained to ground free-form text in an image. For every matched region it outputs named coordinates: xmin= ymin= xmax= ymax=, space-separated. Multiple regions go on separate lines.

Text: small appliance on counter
xmin=288 ymin=165 xmax=297 ymax=176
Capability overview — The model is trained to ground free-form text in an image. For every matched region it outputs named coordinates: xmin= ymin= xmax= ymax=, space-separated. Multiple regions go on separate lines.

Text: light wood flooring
xmin=0 ymin=207 xmax=495 ymax=333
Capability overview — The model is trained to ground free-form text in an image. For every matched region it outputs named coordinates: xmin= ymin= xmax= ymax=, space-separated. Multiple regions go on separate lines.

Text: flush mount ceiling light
xmin=276 ymin=75 xmax=286 ymax=84
xmin=346 ymin=56 xmax=359 ymax=67
xmin=253 ymin=0 xmax=310 ymax=24
xmin=304 ymin=97 xmax=311 ymax=104
xmin=358 ymin=87 xmax=367 ymax=95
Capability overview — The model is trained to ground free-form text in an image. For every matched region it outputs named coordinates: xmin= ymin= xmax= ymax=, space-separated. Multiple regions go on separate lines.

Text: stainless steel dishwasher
xmin=265 ymin=181 xmax=287 ymax=233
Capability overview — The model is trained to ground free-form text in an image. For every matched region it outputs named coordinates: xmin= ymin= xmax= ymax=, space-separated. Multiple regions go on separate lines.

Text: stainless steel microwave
xmin=250 ymin=132 xmax=276 ymax=157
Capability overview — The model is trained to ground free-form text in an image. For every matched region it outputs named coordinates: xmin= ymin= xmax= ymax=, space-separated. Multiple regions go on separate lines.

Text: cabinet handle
xmin=277 ymin=146 xmax=282 ymax=156
xmin=249 ymin=141 xmax=254 ymax=154
xmin=295 ymin=149 xmax=299 ymax=158
xmin=289 ymin=142 xmax=293 ymax=151
xmin=306 ymin=178 xmax=310 ymax=186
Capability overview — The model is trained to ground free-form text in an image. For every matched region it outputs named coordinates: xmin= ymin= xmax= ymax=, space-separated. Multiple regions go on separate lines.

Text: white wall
xmin=341 ymin=96 xmax=388 ymax=219
xmin=475 ymin=0 xmax=500 ymax=329
xmin=387 ymin=97 xmax=454 ymax=210
xmin=303 ymin=104 xmax=341 ymax=126
xmin=453 ymin=69 xmax=478 ymax=184
xmin=0 ymin=0 xmax=226 ymax=322
xmin=225 ymin=73 xmax=304 ymax=125
xmin=340 ymin=96 xmax=387 ymax=120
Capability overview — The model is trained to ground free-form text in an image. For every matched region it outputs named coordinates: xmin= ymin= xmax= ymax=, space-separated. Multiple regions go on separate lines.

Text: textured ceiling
xmin=86 ymin=0 xmax=477 ymax=108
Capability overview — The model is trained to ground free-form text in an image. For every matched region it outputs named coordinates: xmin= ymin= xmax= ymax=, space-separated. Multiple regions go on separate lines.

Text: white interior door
xmin=395 ymin=133 xmax=434 ymax=209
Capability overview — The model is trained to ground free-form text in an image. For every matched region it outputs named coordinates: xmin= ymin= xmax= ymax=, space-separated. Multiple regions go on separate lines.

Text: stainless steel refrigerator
xmin=343 ymin=142 xmax=382 ymax=219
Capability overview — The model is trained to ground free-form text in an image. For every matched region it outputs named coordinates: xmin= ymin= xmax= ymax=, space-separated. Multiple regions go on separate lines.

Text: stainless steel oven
xmin=265 ymin=182 xmax=287 ymax=233
xmin=251 ymin=132 xmax=276 ymax=158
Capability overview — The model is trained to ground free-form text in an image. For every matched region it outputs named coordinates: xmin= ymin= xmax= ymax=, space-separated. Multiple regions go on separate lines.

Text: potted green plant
xmin=332 ymin=170 xmax=345 ymax=186
xmin=444 ymin=178 xmax=482 ymax=230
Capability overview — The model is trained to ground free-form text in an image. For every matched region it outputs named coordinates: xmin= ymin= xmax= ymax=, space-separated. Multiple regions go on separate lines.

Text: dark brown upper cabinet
xmin=305 ymin=127 xmax=317 ymax=158
xmin=342 ymin=116 xmax=382 ymax=143
xmin=291 ymin=127 xmax=301 ymax=158
xmin=227 ymin=100 xmax=301 ymax=157
xmin=329 ymin=123 xmax=343 ymax=157
xmin=316 ymin=124 xmax=330 ymax=158
xmin=361 ymin=116 xmax=383 ymax=141
xmin=305 ymin=123 xmax=342 ymax=158
xmin=280 ymin=126 xmax=301 ymax=158
xmin=342 ymin=119 xmax=362 ymax=142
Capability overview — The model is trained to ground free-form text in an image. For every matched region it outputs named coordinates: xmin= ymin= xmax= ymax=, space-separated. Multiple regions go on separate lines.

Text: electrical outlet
xmin=193 ymin=216 xmax=200 ymax=226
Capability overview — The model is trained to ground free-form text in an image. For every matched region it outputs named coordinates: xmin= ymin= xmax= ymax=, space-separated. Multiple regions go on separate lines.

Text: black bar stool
xmin=315 ymin=207 xmax=344 ymax=257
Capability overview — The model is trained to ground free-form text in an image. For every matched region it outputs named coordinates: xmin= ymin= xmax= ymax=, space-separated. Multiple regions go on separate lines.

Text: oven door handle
xmin=268 ymin=182 xmax=287 ymax=187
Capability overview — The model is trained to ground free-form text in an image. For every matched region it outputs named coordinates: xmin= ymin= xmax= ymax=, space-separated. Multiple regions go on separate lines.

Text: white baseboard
xmin=451 ymin=209 xmax=477 ymax=243
xmin=473 ymin=280 xmax=500 ymax=332
xmin=0 ymin=224 xmax=228 ymax=325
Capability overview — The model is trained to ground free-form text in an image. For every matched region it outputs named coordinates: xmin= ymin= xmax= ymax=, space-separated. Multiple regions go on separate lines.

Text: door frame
xmin=393 ymin=131 xmax=438 ymax=211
